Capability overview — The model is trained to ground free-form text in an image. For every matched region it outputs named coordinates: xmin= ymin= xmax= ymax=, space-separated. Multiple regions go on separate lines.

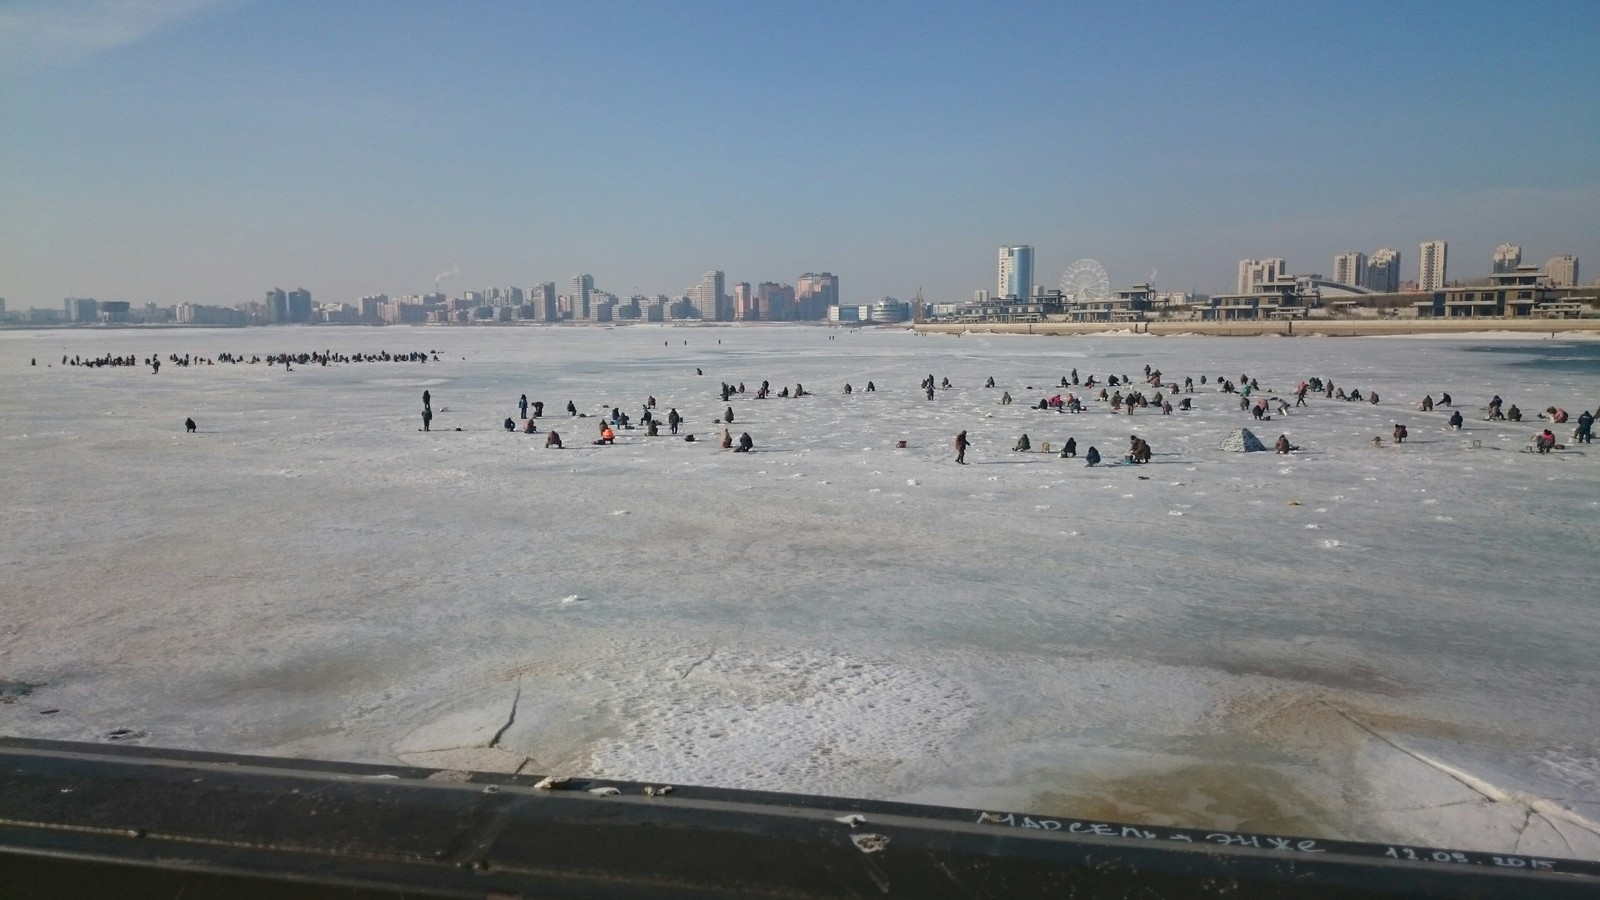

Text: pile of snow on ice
xmin=1219 ymin=427 xmax=1267 ymax=452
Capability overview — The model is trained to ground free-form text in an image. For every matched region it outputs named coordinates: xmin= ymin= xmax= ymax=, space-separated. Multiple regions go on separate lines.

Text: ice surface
xmin=2 ymin=324 xmax=1598 ymax=859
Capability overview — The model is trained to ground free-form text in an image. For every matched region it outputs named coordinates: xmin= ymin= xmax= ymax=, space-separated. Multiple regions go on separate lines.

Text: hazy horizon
xmin=2 ymin=0 xmax=1597 ymax=308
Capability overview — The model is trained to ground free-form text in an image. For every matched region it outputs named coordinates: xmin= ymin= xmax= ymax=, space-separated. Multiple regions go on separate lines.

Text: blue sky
xmin=2 ymin=0 xmax=1597 ymax=308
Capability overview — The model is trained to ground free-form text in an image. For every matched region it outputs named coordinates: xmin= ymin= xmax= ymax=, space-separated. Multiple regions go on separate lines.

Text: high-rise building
xmin=1545 ymin=255 xmax=1579 ymax=288
xmin=287 ymin=288 xmax=312 ymax=322
xmin=1492 ymin=243 xmax=1522 ymax=274
xmin=264 ymin=289 xmax=288 ymax=323
xmin=757 ymin=282 xmax=796 ymax=321
xmin=732 ymin=282 xmax=755 ymax=320
xmin=570 ymin=274 xmax=594 ymax=319
xmin=689 ymin=270 xmax=724 ymax=320
xmin=1236 ymin=258 xmax=1285 ymax=294
xmin=530 ymin=283 xmax=557 ymax=321
xmin=1365 ymin=248 xmax=1401 ymax=292
xmin=64 ymin=297 xmax=99 ymax=323
xmin=998 ymin=246 xmax=1033 ymax=300
xmin=1419 ymin=240 xmax=1448 ymax=290
xmin=974 ymin=289 xmax=990 ymax=304
xmin=796 ymin=272 xmax=839 ymax=320
xmin=1332 ymin=252 xmax=1366 ymax=287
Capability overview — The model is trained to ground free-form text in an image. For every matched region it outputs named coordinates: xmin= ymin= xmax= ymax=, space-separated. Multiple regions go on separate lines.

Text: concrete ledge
xmin=914 ymin=319 xmax=1600 ymax=337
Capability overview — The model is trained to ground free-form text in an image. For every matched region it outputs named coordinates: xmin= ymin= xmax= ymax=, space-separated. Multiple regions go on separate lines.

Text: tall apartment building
xmin=757 ymin=282 xmax=796 ymax=321
xmin=796 ymin=272 xmax=839 ymax=320
xmin=1492 ymin=243 xmax=1522 ymax=274
xmin=732 ymin=282 xmax=755 ymax=320
xmin=1365 ymin=248 xmax=1401 ymax=292
xmin=1545 ymin=255 xmax=1579 ymax=288
xmin=997 ymin=246 xmax=1033 ymax=300
xmin=287 ymin=288 xmax=312 ymax=322
xmin=570 ymin=274 xmax=594 ymax=319
xmin=529 ymin=283 xmax=557 ymax=321
xmin=1332 ymin=252 xmax=1366 ymax=287
xmin=264 ymin=289 xmax=288 ymax=323
xmin=689 ymin=270 xmax=724 ymax=320
xmin=1236 ymin=258 xmax=1286 ymax=294
xmin=64 ymin=297 xmax=99 ymax=323
xmin=1419 ymin=240 xmax=1448 ymax=290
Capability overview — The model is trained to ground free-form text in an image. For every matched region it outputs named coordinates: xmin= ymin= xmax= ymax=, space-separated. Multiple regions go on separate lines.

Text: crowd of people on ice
xmin=52 ymin=348 xmax=439 ymax=372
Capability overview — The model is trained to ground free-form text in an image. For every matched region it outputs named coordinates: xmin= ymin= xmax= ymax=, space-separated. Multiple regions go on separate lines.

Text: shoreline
xmin=912 ymin=319 xmax=1600 ymax=337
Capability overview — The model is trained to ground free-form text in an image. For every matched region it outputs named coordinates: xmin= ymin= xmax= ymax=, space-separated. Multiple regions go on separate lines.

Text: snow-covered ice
xmin=2 ymin=324 xmax=1598 ymax=859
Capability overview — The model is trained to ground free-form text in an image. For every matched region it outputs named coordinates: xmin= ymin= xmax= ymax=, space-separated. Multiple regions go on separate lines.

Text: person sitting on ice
xmin=734 ymin=432 xmax=753 ymax=452
xmin=504 ymin=418 xmax=516 ymax=432
xmin=1420 ymin=395 xmax=1434 ymax=411
xmin=843 ymin=383 xmax=852 ymax=394
xmin=185 ymin=417 xmax=197 ymax=433
xmin=1275 ymin=434 xmax=1293 ymax=454
xmin=1392 ymin=423 xmax=1408 ymax=444
xmin=594 ymin=423 xmax=615 ymax=445
xmin=1000 ymin=391 xmax=1013 ymax=405
xmin=865 ymin=381 xmax=876 ymax=392
xmin=1369 ymin=392 xmax=1380 ymax=404
xmin=1349 ymin=389 xmax=1363 ymax=402
xmin=1536 ymin=429 xmax=1556 ymax=454
xmin=1507 ymin=404 xmax=1522 ymax=422
xmin=1448 ymin=410 xmax=1464 ymax=429
xmin=985 ymin=376 xmax=996 ymax=388
xmin=720 ymin=428 xmax=733 ymax=449
xmin=523 ymin=418 xmax=537 ymax=434
xmin=646 ymin=419 xmax=659 ymax=436
xmin=1439 ymin=392 xmax=1452 ymax=407
xmin=1549 ymin=407 xmax=1568 ymax=424
xmin=1084 ymin=446 xmax=1101 ymax=467
xmin=545 ymin=431 xmax=562 ymax=448
xmin=1060 ymin=437 xmax=1077 ymax=458
xmin=1013 ymin=434 xmax=1031 ymax=452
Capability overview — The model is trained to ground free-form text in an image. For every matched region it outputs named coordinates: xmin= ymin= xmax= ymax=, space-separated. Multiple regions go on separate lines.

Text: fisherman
xmin=866 ymin=381 xmax=876 ymax=392
xmin=1061 ymin=437 xmax=1077 ymax=458
xmin=421 ymin=407 xmax=432 ymax=431
xmin=1275 ymin=434 xmax=1292 ymax=454
xmin=532 ymin=401 xmax=544 ymax=418
xmin=1179 ymin=397 xmax=1192 ymax=411
xmin=1537 ymin=429 xmax=1556 ymax=454
xmin=1575 ymin=410 xmax=1594 ymax=443
xmin=1013 ymin=434 xmax=1031 ymax=452
xmin=1448 ymin=410 xmax=1464 ymax=429
xmin=1393 ymin=423 xmax=1408 ymax=444
xmin=185 ymin=417 xmax=196 ymax=433
xmin=545 ymin=431 xmax=562 ymax=448
xmin=523 ymin=418 xmax=537 ymax=434
xmin=735 ymin=432 xmax=754 ymax=452
xmin=519 ymin=394 xmax=528 ymax=419
xmin=926 ymin=386 xmax=935 ymax=400
xmin=1001 ymin=391 xmax=1013 ymax=405
xmin=844 ymin=383 xmax=852 ymax=394
xmin=1488 ymin=395 xmax=1503 ymax=418
xmin=954 ymin=430 xmax=969 ymax=465
xmin=423 ymin=390 xmax=431 ymax=409
xmin=724 ymin=406 xmax=734 ymax=424
xmin=1508 ymin=404 xmax=1522 ymax=422
xmin=567 ymin=400 xmax=577 ymax=416
xmin=1420 ymin=395 xmax=1434 ymax=411
xmin=986 ymin=376 xmax=996 ymax=388
xmin=504 ymin=417 xmax=516 ymax=432
xmin=595 ymin=423 xmax=615 ymax=445
xmin=667 ymin=408 xmax=682 ymax=434
xmin=1440 ymin=392 xmax=1452 ymax=406
xmin=720 ymin=428 xmax=733 ymax=449
xmin=1085 ymin=446 xmax=1101 ymax=467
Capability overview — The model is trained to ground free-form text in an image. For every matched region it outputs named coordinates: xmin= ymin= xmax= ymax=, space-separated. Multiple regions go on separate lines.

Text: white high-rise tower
xmin=1419 ymin=241 xmax=1448 ymax=291
xmin=1333 ymin=251 xmax=1366 ymax=287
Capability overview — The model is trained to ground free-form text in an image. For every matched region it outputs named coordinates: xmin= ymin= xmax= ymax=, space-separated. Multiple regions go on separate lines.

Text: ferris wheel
xmin=1060 ymin=259 xmax=1113 ymax=304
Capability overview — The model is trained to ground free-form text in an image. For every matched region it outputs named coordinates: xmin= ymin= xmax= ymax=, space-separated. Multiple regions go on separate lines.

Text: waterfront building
xmin=1545 ymin=255 xmax=1579 ymax=288
xmin=796 ymin=272 xmax=839 ymax=320
xmin=998 ymin=246 xmax=1033 ymax=300
xmin=1236 ymin=258 xmax=1285 ymax=294
xmin=1332 ymin=252 xmax=1366 ymax=287
xmin=1419 ymin=240 xmax=1448 ymax=290
xmin=1492 ymin=243 xmax=1522 ymax=274
xmin=1365 ymin=248 xmax=1401 ymax=293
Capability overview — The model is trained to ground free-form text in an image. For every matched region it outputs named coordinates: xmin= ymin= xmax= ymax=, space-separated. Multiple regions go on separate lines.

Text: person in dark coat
xmin=866 ymin=381 xmax=876 ymax=392
xmin=1576 ymin=410 xmax=1595 ymax=444
xmin=1085 ymin=446 xmax=1101 ymax=466
xmin=421 ymin=407 xmax=432 ymax=431
xmin=954 ymin=430 xmax=969 ymax=465
xmin=1392 ymin=423 xmax=1407 ymax=443
xmin=422 ymin=390 xmax=431 ymax=409
xmin=545 ymin=430 xmax=562 ymax=448
xmin=1448 ymin=410 xmax=1464 ymax=429
xmin=1275 ymin=434 xmax=1292 ymax=454
xmin=668 ymin=408 xmax=681 ymax=434
xmin=519 ymin=394 xmax=528 ymax=419
xmin=1060 ymin=437 xmax=1077 ymax=458
xmin=724 ymin=406 xmax=734 ymax=424
xmin=1012 ymin=434 xmax=1031 ymax=452
xmin=532 ymin=401 xmax=544 ymax=418
xmin=185 ymin=417 xmax=196 ymax=433
xmin=504 ymin=417 xmax=516 ymax=431
xmin=567 ymin=400 xmax=577 ymax=416
xmin=734 ymin=432 xmax=753 ymax=452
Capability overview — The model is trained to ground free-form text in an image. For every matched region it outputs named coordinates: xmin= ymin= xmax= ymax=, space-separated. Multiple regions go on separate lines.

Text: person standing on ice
xmin=667 ymin=408 xmax=681 ymax=434
xmin=422 ymin=390 xmax=431 ymax=410
xmin=1573 ymin=409 xmax=1593 ymax=443
xmin=954 ymin=430 xmax=969 ymax=465
xmin=421 ymin=407 xmax=432 ymax=432
xmin=519 ymin=394 xmax=528 ymax=419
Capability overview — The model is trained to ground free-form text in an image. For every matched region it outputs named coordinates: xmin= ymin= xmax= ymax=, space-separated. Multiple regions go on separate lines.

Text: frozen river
xmin=2 ymin=324 xmax=1597 ymax=859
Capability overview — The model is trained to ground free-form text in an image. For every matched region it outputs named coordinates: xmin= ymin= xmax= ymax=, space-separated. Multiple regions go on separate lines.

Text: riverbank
xmin=913 ymin=319 xmax=1600 ymax=337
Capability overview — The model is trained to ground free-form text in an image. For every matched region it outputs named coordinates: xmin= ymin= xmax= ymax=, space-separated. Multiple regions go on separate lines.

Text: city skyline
xmin=2 ymin=1 xmax=1597 ymax=307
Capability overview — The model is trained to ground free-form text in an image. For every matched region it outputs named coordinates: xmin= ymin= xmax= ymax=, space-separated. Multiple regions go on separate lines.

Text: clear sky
xmin=2 ymin=0 xmax=1597 ymax=308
